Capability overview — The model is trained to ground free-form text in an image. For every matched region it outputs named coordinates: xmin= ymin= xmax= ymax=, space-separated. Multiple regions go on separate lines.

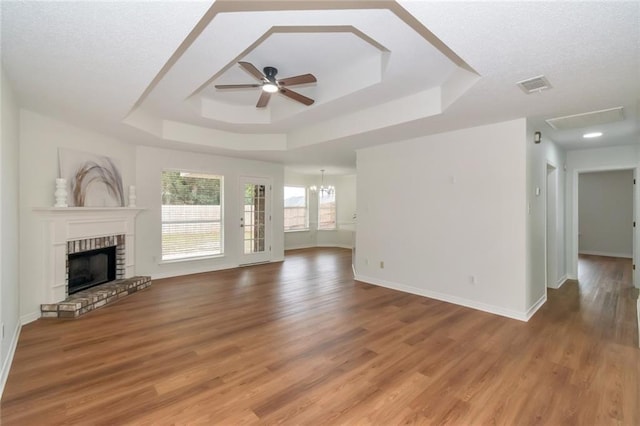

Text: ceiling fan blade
xmin=238 ymin=61 xmax=266 ymax=81
xmin=256 ymin=91 xmax=271 ymax=108
xmin=278 ymin=73 xmax=317 ymax=86
xmin=215 ymin=84 xmax=261 ymax=89
xmin=280 ymin=88 xmax=314 ymax=106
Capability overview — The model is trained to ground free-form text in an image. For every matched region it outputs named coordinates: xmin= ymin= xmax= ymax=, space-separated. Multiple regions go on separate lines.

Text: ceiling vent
xmin=516 ymin=75 xmax=552 ymax=94
xmin=545 ymin=107 xmax=624 ymax=130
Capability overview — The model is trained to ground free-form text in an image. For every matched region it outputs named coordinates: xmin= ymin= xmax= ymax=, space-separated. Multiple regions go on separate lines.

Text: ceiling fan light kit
xmin=215 ymin=61 xmax=317 ymax=108
xmin=262 ymin=83 xmax=278 ymax=93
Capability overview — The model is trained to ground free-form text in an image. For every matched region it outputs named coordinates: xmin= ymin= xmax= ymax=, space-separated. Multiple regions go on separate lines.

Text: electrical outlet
xmin=380 ymin=261 xmax=384 ymax=269
xmin=365 ymin=258 xmax=369 ymax=265
xmin=469 ymin=275 xmax=476 ymax=285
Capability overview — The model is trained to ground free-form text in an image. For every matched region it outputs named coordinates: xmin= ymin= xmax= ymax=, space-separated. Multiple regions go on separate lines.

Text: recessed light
xmin=583 ymin=132 xmax=603 ymax=139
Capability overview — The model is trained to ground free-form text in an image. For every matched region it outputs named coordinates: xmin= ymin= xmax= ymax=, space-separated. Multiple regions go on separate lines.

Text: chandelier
xmin=310 ymin=169 xmax=334 ymax=197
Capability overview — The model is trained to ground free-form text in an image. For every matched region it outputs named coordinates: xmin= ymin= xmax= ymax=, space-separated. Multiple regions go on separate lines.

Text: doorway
xmin=575 ymin=168 xmax=635 ymax=284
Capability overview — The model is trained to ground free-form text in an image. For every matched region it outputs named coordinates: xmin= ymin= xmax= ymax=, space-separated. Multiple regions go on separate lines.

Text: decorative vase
xmin=54 ymin=178 xmax=68 ymax=207
xmin=128 ymin=185 xmax=137 ymax=208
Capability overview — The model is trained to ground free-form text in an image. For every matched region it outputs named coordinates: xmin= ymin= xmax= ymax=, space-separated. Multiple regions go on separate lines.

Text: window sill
xmin=285 ymin=229 xmax=311 ymax=233
xmin=158 ymin=253 xmax=225 ymax=265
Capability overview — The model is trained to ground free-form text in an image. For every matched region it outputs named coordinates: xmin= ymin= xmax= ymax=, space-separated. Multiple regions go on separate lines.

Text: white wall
xmin=565 ymin=145 xmax=639 ymax=283
xmin=526 ymin=121 xmax=567 ymax=310
xmin=0 ymin=67 xmax=21 ymax=395
xmin=578 ymin=170 xmax=633 ymax=258
xmin=19 ymin=111 xmax=286 ymax=317
xmin=355 ymin=119 xmax=530 ymax=320
xmin=135 ymin=145 xmax=284 ymax=279
xmin=19 ymin=110 xmax=137 ymax=322
xmin=284 ymin=170 xmax=356 ymax=250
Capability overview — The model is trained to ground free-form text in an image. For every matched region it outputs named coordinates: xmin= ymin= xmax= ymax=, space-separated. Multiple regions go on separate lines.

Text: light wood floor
xmin=2 ymin=249 xmax=638 ymax=424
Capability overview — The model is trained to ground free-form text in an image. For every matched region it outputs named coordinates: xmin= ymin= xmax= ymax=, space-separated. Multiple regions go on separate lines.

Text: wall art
xmin=58 ymin=148 xmax=125 ymax=207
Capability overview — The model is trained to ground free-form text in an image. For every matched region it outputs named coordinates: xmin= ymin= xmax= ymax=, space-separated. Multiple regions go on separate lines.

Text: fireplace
xmin=33 ymin=207 xmax=142 ymax=310
xmin=68 ymin=246 xmax=116 ymax=294
xmin=66 ymin=234 xmax=126 ymax=296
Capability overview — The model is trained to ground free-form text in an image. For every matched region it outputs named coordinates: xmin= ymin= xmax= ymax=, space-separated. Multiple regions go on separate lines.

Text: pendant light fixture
xmin=310 ymin=169 xmax=334 ymax=197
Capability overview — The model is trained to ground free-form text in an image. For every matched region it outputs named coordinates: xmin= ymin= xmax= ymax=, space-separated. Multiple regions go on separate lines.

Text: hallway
xmin=552 ymin=254 xmax=638 ymax=347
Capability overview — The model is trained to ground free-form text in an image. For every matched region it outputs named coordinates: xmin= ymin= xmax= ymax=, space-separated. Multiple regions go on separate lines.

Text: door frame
xmin=571 ymin=166 xmax=637 ymax=287
xmin=545 ymin=162 xmax=559 ymax=289
xmin=238 ymin=176 xmax=272 ymax=265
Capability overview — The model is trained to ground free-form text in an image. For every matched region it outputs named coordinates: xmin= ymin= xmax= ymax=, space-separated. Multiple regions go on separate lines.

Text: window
xmin=318 ymin=190 xmax=336 ymax=230
xmin=284 ymin=186 xmax=308 ymax=231
xmin=161 ymin=171 xmax=222 ymax=261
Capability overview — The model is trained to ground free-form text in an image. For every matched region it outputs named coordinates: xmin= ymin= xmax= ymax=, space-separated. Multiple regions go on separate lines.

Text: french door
xmin=239 ymin=177 xmax=271 ymax=265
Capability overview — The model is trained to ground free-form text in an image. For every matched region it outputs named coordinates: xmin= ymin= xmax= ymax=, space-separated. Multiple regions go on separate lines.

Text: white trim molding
xmin=20 ymin=312 xmax=40 ymax=325
xmin=354 ymin=274 xmax=533 ymax=322
xmin=525 ymin=294 xmax=547 ymax=321
xmin=578 ymin=250 xmax=633 ymax=259
xmin=0 ymin=322 xmax=21 ymax=398
xmin=316 ymin=243 xmax=353 ymax=249
xmin=556 ymin=274 xmax=569 ymax=289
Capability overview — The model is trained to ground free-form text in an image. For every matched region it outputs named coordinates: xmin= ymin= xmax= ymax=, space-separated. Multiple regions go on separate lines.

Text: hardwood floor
xmin=2 ymin=249 xmax=638 ymax=424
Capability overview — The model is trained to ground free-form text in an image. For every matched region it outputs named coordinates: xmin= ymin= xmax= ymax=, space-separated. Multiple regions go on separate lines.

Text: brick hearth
xmin=41 ymin=276 xmax=151 ymax=318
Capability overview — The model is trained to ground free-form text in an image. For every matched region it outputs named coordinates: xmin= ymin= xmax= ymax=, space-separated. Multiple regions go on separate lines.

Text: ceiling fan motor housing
xmin=263 ymin=66 xmax=278 ymax=83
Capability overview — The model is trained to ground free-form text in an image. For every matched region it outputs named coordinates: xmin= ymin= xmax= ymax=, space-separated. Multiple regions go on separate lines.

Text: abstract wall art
xmin=58 ymin=148 xmax=125 ymax=207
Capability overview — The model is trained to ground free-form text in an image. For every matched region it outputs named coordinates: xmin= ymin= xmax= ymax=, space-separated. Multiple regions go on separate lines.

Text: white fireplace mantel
xmin=33 ymin=207 xmax=145 ymax=213
xmin=33 ymin=207 xmax=144 ymax=305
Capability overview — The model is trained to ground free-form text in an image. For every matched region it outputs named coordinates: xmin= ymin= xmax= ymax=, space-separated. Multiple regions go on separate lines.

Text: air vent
xmin=545 ymin=107 xmax=624 ymax=130
xmin=516 ymin=75 xmax=552 ymax=94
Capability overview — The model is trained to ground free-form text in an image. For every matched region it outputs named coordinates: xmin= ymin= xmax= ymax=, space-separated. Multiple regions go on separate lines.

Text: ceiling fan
xmin=215 ymin=61 xmax=316 ymax=108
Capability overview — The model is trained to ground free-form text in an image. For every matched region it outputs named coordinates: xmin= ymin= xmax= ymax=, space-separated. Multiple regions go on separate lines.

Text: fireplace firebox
xmin=68 ymin=246 xmax=116 ymax=294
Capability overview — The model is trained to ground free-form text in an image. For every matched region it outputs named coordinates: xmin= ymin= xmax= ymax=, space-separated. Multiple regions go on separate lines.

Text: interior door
xmin=239 ymin=177 xmax=271 ymax=265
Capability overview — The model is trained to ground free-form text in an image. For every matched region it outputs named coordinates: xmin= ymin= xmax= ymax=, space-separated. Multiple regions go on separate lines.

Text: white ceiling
xmin=2 ymin=1 xmax=639 ymax=176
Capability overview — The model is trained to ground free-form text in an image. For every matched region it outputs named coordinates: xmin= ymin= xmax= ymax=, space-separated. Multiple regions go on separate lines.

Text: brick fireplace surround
xmin=33 ymin=207 xmax=149 ymax=318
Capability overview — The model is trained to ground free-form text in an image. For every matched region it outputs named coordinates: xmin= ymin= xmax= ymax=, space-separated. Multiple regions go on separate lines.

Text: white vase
xmin=128 ymin=185 xmax=137 ymax=208
xmin=54 ymin=178 xmax=68 ymax=207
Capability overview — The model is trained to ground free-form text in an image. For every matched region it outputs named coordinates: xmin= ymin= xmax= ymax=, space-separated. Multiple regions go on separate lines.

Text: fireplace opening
xmin=68 ymin=246 xmax=116 ymax=294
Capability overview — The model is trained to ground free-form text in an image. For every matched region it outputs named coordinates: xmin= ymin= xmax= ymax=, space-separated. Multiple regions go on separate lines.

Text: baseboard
xmin=354 ymin=274 xmax=530 ymax=322
xmin=579 ymin=250 xmax=632 ymax=259
xmin=556 ymin=274 xmax=568 ymax=288
xmin=286 ymin=244 xmax=353 ymax=250
xmin=284 ymin=244 xmax=316 ymax=251
xmin=21 ymin=311 xmax=40 ymax=325
xmin=566 ymin=273 xmax=578 ymax=280
xmin=525 ymin=294 xmax=547 ymax=320
xmin=316 ymin=243 xmax=353 ymax=249
xmin=547 ymin=274 xmax=569 ymax=289
xmin=0 ymin=322 xmax=22 ymax=398
xmin=151 ymin=263 xmax=238 ymax=280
